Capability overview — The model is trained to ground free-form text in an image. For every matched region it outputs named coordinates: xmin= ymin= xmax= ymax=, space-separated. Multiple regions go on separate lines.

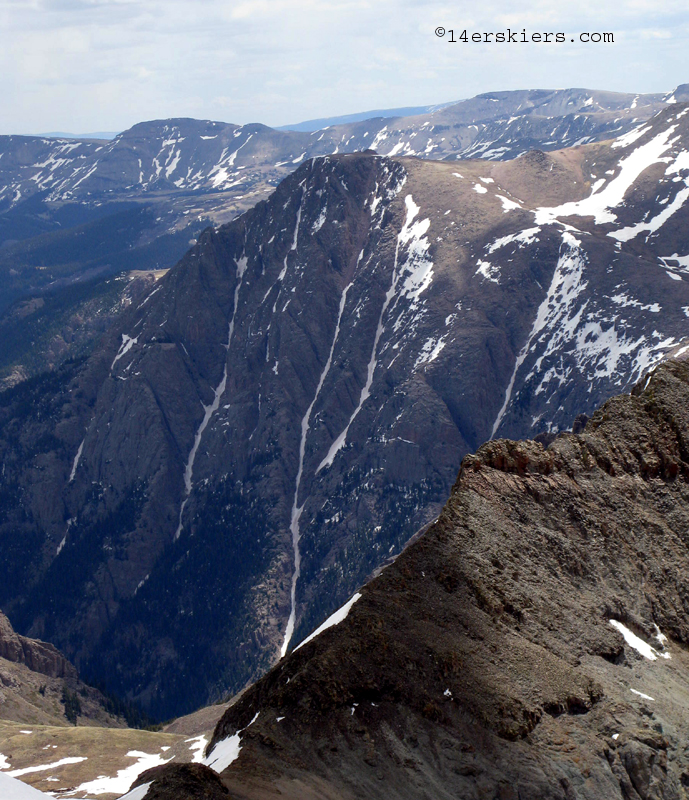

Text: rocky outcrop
xmin=0 ymin=608 xmax=130 ymax=728
xmin=128 ymin=763 xmax=231 ymax=800
xmin=0 ymin=610 xmax=76 ymax=680
xmin=196 ymin=357 xmax=689 ymax=800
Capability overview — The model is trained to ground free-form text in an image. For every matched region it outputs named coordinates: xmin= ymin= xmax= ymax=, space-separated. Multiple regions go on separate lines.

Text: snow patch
xmin=68 ymin=439 xmax=84 ymax=483
xmin=610 ymin=124 xmax=651 ymax=148
xmin=294 ymin=593 xmax=362 ymax=651
xmin=312 ymin=206 xmax=327 ymax=232
xmin=73 ymin=751 xmax=170 ymax=796
xmin=496 ymin=195 xmax=522 ymax=212
xmin=111 ymin=334 xmax=138 ymax=371
xmin=487 ymin=227 xmax=540 ymax=254
xmin=8 ymin=757 xmax=86 ymax=778
xmin=204 ymin=713 xmax=259 ymax=773
xmin=609 ymin=620 xmax=670 ymax=661
xmin=281 ymin=281 xmax=353 ymax=657
xmin=475 ymin=260 xmax=500 ymax=284
xmin=185 ymin=735 xmax=208 ymax=763
xmin=415 ymin=336 xmax=447 ymax=367
xmin=611 ymin=182 xmax=689 ymax=242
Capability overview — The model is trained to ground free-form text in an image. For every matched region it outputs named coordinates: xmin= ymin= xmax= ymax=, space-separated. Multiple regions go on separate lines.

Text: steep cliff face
xmin=0 ymin=608 xmax=126 ymax=727
xmin=0 ymin=610 xmax=75 ymax=680
xmin=199 ymin=358 xmax=689 ymax=800
xmin=2 ymin=104 xmax=689 ymax=719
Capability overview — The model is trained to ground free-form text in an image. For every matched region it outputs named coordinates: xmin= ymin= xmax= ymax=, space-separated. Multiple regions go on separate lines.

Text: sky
xmin=1 ymin=0 xmax=688 ymax=135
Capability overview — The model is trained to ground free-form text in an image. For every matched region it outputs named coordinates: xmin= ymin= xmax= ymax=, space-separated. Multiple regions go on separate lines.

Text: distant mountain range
xmin=276 ymin=102 xmax=458 ymax=132
xmin=38 ymin=131 xmax=120 ymax=140
xmin=34 ymin=104 xmax=456 ymax=140
xmin=3 ymin=87 xmax=682 ymax=217
xmin=1 ymin=95 xmax=688 ymax=726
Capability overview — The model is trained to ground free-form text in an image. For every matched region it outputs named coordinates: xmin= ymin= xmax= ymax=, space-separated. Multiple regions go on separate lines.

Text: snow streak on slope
xmin=317 ymin=193 xmax=431 ymax=472
xmin=68 ymin=439 xmax=84 ymax=483
xmin=294 ymin=592 xmax=361 ymax=651
xmin=611 ymin=182 xmax=689 ymax=242
xmin=491 ymin=230 xmax=680 ymax=437
xmin=281 ymin=281 xmax=353 ymax=657
xmin=491 ymin=232 xmax=588 ymax=438
xmin=203 ymin=712 xmax=259 ymax=773
xmin=174 ymin=254 xmax=248 ymax=540
xmin=611 ymin=144 xmax=689 ymax=242
xmin=111 ymin=334 xmax=138 ymax=372
xmin=72 ymin=751 xmax=171 ymax=796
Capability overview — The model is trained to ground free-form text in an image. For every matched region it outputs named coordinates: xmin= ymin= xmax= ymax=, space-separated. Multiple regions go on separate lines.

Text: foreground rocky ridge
xmin=190 ymin=357 xmax=689 ymax=800
xmin=2 ymin=103 xmax=689 ymax=718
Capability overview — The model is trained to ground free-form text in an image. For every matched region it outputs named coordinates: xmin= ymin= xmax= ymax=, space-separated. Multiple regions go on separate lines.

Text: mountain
xmin=0 ymin=88 xmax=679 ymax=387
xmin=168 ymin=356 xmax=689 ymax=800
xmin=1 ymin=99 xmax=688 ymax=721
xmin=38 ymin=132 xmax=120 ymax=140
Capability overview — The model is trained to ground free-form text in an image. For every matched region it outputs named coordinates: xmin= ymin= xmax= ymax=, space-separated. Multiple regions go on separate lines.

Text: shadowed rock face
xmin=2 ymin=105 xmax=689 ymax=719
xmin=199 ymin=358 xmax=689 ymax=800
xmin=0 ymin=608 xmax=128 ymax=728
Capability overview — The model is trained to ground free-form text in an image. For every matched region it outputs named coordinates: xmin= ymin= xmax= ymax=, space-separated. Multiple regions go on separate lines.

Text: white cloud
xmin=0 ymin=0 xmax=686 ymax=134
